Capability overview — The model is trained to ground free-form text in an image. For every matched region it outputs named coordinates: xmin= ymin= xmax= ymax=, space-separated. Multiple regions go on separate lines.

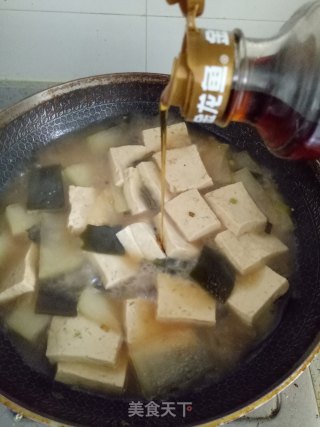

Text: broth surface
xmin=0 ymin=113 xmax=295 ymax=398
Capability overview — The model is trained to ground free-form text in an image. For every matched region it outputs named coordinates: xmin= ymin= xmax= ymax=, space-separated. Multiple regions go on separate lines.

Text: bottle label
xmin=184 ymin=28 xmax=235 ymax=126
xmin=204 ymin=29 xmax=230 ymax=46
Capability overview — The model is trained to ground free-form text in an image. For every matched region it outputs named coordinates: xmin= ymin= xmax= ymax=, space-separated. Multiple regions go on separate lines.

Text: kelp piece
xmin=27 ymin=165 xmax=65 ymax=210
xmin=81 ymin=225 xmax=124 ymax=255
xmin=190 ymin=246 xmax=235 ymax=303
xmin=36 ymin=263 xmax=99 ymax=316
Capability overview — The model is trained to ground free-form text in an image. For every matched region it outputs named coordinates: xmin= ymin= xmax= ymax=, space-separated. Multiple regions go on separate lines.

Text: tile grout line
xmin=0 ymin=8 xmax=286 ymax=23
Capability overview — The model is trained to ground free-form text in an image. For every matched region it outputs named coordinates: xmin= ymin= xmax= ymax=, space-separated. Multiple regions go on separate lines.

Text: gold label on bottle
xmin=184 ymin=28 xmax=235 ymax=126
xmin=162 ymin=27 xmax=235 ymax=127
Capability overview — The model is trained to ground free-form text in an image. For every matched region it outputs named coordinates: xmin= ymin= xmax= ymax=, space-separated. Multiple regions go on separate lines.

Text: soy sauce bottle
xmin=162 ymin=0 xmax=320 ymax=160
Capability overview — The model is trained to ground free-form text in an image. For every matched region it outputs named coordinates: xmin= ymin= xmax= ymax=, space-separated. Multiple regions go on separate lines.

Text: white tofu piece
xmin=125 ymin=298 xmax=169 ymax=345
xmin=198 ymin=139 xmax=233 ymax=187
xmin=153 ymin=213 xmax=199 ymax=260
xmin=157 ymin=273 xmax=216 ymax=326
xmin=228 ymin=266 xmax=289 ymax=325
xmin=6 ymin=297 xmax=51 ymax=342
xmin=205 ymin=182 xmax=267 ymax=236
xmin=110 ymin=184 xmax=128 ymax=213
xmin=63 ymin=163 xmax=95 ymax=187
xmin=116 ymin=222 xmax=165 ymax=261
xmin=233 ymin=168 xmax=294 ymax=243
xmin=153 ymin=145 xmax=213 ymax=193
xmin=46 ymin=315 xmax=122 ymax=366
xmin=55 ymin=351 xmax=128 ymax=394
xmin=5 ymin=204 xmax=39 ymax=236
xmin=165 ymin=189 xmax=221 ymax=242
xmin=87 ymin=187 xmax=119 ymax=227
xmin=233 ymin=168 xmax=280 ymax=224
xmin=87 ymin=253 xmax=139 ymax=290
xmin=214 ymin=230 xmax=288 ymax=275
xmin=87 ymin=128 xmax=123 ymax=155
xmin=68 ymin=186 xmax=98 ymax=234
xmin=137 ymin=161 xmax=171 ymax=206
xmin=142 ymin=122 xmax=191 ymax=153
xmin=0 ymin=244 xmax=38 ymax=305
xmin=109 ymin=145 xmax=148 ymax=187
xmin=122 ymin=167 xmax=149 ymax=216
xmin=77 ymin=287 xmax=122 ymax=333
xmin=116 ymin=226 xmax=143 ymax=259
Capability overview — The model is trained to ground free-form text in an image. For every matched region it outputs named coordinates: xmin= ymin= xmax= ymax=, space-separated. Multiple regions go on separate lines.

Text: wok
xmin=0 ymin=73 xmax=319 ymax=427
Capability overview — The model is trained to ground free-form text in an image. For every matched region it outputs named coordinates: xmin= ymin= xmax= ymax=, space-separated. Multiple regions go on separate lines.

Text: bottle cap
xmin=166 ymin=0 xmax=205 ymax=17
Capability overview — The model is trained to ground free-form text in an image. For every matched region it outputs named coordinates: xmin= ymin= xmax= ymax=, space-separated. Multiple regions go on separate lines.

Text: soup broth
xmin=0 ymin=113 xmax=294 ymax=398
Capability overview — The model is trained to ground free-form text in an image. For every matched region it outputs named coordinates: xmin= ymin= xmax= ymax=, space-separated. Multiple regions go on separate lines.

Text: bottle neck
xmin=223 ymin=30 xmax=289 ymax=124
xmin=222 ymin=18 xmax=320 ymax=160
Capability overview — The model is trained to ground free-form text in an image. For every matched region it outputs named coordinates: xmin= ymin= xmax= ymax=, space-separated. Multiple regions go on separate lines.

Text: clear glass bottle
xmin=162 ymin=1 xmax=320 ymax=160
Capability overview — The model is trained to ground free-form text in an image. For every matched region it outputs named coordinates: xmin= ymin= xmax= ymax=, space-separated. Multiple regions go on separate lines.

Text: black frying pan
xmin=0 ymin=73 xmax=319 ymax=427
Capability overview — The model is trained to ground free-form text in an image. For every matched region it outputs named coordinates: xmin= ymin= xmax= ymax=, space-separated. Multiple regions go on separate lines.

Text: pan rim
xmin=0 ymin=73 xmax=169 ymax=128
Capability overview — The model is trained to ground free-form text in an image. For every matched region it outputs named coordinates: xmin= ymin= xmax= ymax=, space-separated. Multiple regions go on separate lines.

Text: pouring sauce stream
xmin=160 ymin=102 xmax=168 ymax=246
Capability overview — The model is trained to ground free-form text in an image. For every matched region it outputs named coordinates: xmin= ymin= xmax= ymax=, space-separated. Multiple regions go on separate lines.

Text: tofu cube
xmin=6 ymin=297 xmax=51 ymax=342
xmin=122 ymin=167 xmax=149 ymax=216
xmin=5 ymin=204 xmax=40 ymax=236
xmin=156 ymin=273 xmax=216 ymax=326
xmin=205 ymin=182 xmax=267 ymax=236
xmin=63 ymin=163 xmax=95 ymax=187
xmin=68 ymin=186 xmax=98 ymax=234
xmin=0 ymin=243 xmax=38 ymax=304
xmin=55 ymin=351 xmax=128 ymax=394
xmin=77 ymin=287 xmax=122 ymax=333
xmin=46 ymin=315 xmax=122 ymax=366
xmin=214 ymin=230 xmax=288 ymax=275
xmin=87 ymin=187 xmax=119 ymax=227
xmin=125 ymin=299 xmax=171 ymax=345
xmin=233 ymin=168 xmax=279 ymax=224
xmin=110 ymin=184 xmax=128 ymax=213
xmin=87 ymin=253 xmax=139 ymax=290
xmin=228 ymin=266 xmax=289 ymax=325
xmin=165 ymin=189 xmax=221 ymax=242
xmin=153 ymin=145 xmax=213 ymax=193
xmin=116 ymin=222 xmax=165 ymax=261
xmin=198 ymin=139 xmax=233 ymax=187
xmin=137 ymin=161 xmax=171 ymax=207
xmin=153 ymin=213 xmax=200 ymax=260
xmin=142 ymin=122 xmax=191 ymax=153
xmin=109 ymin=145 xmax=148 ymax=187
xmin=233 ymin=168 xmax=294 ymax=243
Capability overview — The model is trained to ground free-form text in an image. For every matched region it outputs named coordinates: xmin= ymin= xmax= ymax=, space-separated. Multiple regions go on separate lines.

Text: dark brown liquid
xmin=230 ymin=91 xmax=320 ymax=160
xmin=160 ymin=103 xmax=168 ymax=244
